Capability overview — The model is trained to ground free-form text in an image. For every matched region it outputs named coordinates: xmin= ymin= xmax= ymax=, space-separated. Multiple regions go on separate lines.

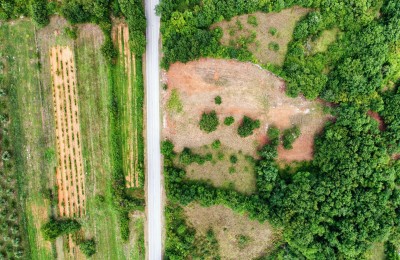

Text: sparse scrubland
xmin=159 ymin=0 xmax=400 ymax=259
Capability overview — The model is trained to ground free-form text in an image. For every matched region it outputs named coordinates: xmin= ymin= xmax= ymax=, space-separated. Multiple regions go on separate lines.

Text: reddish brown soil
xmin=163 ymin=58 xmax=329 ymax=162
xmin=50 ymin=46 xmax=86 ymax=218
xmin=368 ymin=110 xmax=386 ymax=131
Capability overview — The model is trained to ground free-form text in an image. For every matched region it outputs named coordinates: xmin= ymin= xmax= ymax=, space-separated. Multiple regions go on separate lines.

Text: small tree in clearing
xmin=199 ymin=111 xmax=219 ymax=133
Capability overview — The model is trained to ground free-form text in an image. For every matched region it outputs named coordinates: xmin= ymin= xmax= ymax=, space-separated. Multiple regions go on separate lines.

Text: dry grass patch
xmin=163 ymin=58 xmax=329 ymax=162
xmin=184 ymin=203 xmax=281 ymax=259
xmin=307 ymin=28 xmax=339 ymax=54
xmin=50 ymin=46 xmax=86 ymax=218
xmin=179 ymin=145 xmax=256 ymax=194
xmin=212 ymin=7 xmax=310 ymax=66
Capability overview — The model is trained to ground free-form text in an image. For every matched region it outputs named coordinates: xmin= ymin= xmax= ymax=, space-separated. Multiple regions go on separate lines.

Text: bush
xmin=41 ymin=218 xmax=81 ymax=241
xmin=282 ymin=126 xmax=301 ymax=149
xmin=65 ymin=26 xmax=78 ymax=40
xmin=267 ymin=126 xmax=280 ymax=147
xmin=79 ymin=239 xmax=96 ymax=257
xmin=214 ymin=96 xmax=222 ymax=105
xmin=268 ymin=42 xmax=279 ymax=52
xmin=30 ymin=0 xmax=49 ymax=27
xmin=161 ymin=140 xmax=175 ymax=158
xmin=230 ymin=154 xmax=238 ymax=164
xmin=247 ymin=15 xmax=258 ymax=27
xmin=199 ymin=111 xmax=219 ymax=133
xmin=211 ymin=140 xmax=221 ymax=149
xmin=268 ymin=27 xmax=277 ymax=36
xmin=237 ymin=116 xmax=260 ymax=137
xmin=224 ymin=116 xmax=235 ymax=126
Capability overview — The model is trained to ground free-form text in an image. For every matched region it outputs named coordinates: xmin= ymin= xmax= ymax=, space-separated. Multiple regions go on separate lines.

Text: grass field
xmin=0 ymin=19 xmax=55 ymax=259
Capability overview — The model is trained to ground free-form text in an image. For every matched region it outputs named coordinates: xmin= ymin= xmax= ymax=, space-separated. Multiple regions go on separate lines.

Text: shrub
xmin=268 ymin=42 xmax=279 ymax=52
xmin=230 ymin=154 xmax=238 ymax=164
xmin=41 ymin=218 xmax=81 ymax=241
xmin=247 ymin=15 xmax=258 ymax=27
xmin=79 ymin=239 xmax=96 ymax=257
xmin=268 ymin=27 xmax=277 ymax=36
xmin=161 ymin=140 xmax=175 ymax=158
xmin=30 ymin=0 xmax=49 ymax=27
xmin=214 ymin=96 xmax=222 ymax=105
xmin=211 ymin=140 xmax=221 ymax=149
xmin=282 ymin=126 xmax=301 ymax=149
xmin=237 ymin=116 xmax=260 ymax=137
xmin=224 ymin=116 xmax=235 ymax=126
xmin=65 ymin=26 xmax=78 ymax=40
xmin=167 ymin=89 xmax=183 ymax=113
xmin=267 ymin=126 xmax=280 ymax=147
xmin=199 ymin=111 xmax=219 ymax=133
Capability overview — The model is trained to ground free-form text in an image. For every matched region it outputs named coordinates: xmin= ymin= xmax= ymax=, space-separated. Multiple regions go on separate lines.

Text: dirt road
xmin=145 ymin=0 xmax=162 ymax=259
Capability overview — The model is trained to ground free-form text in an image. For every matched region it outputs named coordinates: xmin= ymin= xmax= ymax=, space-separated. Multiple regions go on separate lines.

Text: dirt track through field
xmin=112 ymin=22 xmax=140 ymax=188
xmin=50 ymin=46 xmax=86 ymax=217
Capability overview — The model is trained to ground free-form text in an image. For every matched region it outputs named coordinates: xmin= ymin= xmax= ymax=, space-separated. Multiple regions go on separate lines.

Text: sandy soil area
xmin=50 ymin=46 xmax=86 ymax=217
xmin=163 ymin=58 xmax=328 ymax=162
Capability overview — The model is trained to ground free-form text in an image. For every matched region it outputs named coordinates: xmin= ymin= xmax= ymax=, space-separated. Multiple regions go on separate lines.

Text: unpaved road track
xmin=145 ymin=0 xmax=162 ymax=259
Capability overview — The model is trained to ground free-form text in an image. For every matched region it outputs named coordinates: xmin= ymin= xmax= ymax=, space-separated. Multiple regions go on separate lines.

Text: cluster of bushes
xmin=164 ymin=204 xmax=221 ymax=259
xmin=41 ymin=218 xmax=81 ymax=241
xmin=237 ymin=116 xmax=260 ymax=137
xmin=282 ymin=125 xmax=300 ymax=149
xmin=179 ymin=148 xmax=212 ymax=165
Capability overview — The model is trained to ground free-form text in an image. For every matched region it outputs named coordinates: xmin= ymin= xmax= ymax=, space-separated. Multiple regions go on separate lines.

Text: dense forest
xmin=158 ymin=0 xmax=400 ymax=259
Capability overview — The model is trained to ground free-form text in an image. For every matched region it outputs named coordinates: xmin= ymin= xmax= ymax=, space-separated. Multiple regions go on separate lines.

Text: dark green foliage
xmin=79 ymin=239 xmax=96 ymax=257
xmin=224 ymin=116 xmax=235 ymax=126
xmin=282 ymin=125 xmax=300 ymax=149
xmin=118 ymin=0 xmax=146 ymax=54
xmin=101 ymin=38 xmax=118 ymax=63
xmin=267 ymin=126 xmax=280 ymax=146
xmin=61 ymin=0 xmax=92 ymax=24
xmin=385 ymin=241 xmax=400 ymax=260
xmin=41 ymin=218 xmax=81 ymax=241
xmin=30 ymin=0 xmax=49 ymax=27
xmin=230 ymin=154 xmax=237 ymax=164
xmin=237 ymin=116 xmax=260 ymax=137
xmin=211 ymin=140 xmax=221 ymax=149
xmin=199 ymin=110 xmax=219 ymax=133
xmin=382 ymin=89 xmax=400 ymax=153
xmin=268 ymin=42 xmax=279 ymax=52
xmin=214 ymin=95 xmax=222 ymax=105
xmin=179 ymin=148 xmax=212 ymax=165
xmin=161 ymin=140 xmax=175 ymax=157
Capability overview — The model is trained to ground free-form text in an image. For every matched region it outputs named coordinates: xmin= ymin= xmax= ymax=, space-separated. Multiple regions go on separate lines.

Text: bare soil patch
xmin=163 ymin=58 xmax=328 ymax=162
xmin=50 ymin=46 xmax=86 ymax=217
xmin=212 ymin=7 xmax=310 ymax=66
xmin=184 ymin=203 xmax=280 ymax=259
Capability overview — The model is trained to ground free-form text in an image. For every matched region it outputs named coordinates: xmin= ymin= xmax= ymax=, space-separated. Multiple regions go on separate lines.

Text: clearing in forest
xmin=112 ymin=22 xmax=141 ymax=188
xmin=184 ymin=203 xmax=281 ymax=259
xmin=213 ymin=6 xmax=309 ymax=66
xmin=50 ymin=46 xmax=85 ymax=218
xmin=163 ymin=58 xmax=328 ymax=163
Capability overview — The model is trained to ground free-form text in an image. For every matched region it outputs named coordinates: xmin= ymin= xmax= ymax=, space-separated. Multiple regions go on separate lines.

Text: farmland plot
xmin=112 ymin=22 xmax=144 ymax=188
xmin=50 ymin=46 xmax=86 ymax=218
